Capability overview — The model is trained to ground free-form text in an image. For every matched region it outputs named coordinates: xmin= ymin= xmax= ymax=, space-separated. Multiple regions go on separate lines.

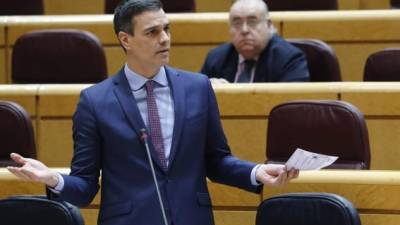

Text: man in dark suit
xmin=7 ymin=1 xmax=298 ymax=225
xmin=201 ymin=0 xmax=309 ymax=83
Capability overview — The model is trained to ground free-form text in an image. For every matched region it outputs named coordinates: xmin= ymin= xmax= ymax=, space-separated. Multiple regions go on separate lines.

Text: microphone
xmin=140 ymin=128 xmax=169 ymax=225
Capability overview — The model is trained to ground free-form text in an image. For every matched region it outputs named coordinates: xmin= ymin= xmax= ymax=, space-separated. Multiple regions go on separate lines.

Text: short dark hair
xmin=113 ymin=0 xmax=163 ymax=35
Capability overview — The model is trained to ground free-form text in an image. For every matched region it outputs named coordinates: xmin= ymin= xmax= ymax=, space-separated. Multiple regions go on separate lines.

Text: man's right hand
xmin=7 ymin=153 xmax=59 ymax=188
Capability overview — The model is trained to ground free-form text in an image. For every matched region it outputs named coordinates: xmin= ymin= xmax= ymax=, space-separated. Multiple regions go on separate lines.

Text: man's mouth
xmin=157 ymin=49 xmax=169 ymax=54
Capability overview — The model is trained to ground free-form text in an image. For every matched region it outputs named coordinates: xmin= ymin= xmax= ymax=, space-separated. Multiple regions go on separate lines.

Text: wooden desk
xmin=2 ymin=82 xmax=400 ymax=170
xmin=39 ymin=0 xmax=390 ymax=14
xmin=1 ymin=169 xmax=400 ymax=225
xmin=264 ymin=170 xmax=400 ymax=225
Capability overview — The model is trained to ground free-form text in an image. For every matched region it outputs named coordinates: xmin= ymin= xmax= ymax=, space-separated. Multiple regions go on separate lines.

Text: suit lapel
xmin=223 ymin=45 xmax=239 ymax=82
xmin=254 ymin=36 xmax=275 ymax=82
xmin=112 ymin=69 xmax=165 ymax=171
xmin=165 ymin=66 xmax=185 ymax=169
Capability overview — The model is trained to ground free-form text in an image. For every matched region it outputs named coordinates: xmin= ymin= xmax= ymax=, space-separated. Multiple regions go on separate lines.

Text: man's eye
xmin=248 ymin=19 xmax=258 ymax=27
xmin=231 ymin=20 xmax=242 ymax=28
xmin=146 ymin=30 xmax=157 ymax=36
xmin=164 ymin=26 xmax=170 ymax=33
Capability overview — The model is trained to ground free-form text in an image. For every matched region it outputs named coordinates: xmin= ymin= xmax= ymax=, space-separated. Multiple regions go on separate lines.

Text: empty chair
xmin=12 ymin=29 xmax=107 ymax=84
xmin=287 ymin=39 xmax=341 ymax=81
xmin=363 ymin=48 xmax=400 ymax=81
xmin=0 ymin=101 xmax=36 ymax=167
xmin=105 ymin=0 xmax=195 ymax=13
xmin=0 ymin=0 xmax=43 ymax=15
xmin=256 ymin=193 xmax=361 ymax=225
xmin=265 ymin=0 xmax=338 ymax=11
xmin=0 ymin=195 xmax=84 ymax=225
xmin=266 ymin=100 xmax=370 ymax=169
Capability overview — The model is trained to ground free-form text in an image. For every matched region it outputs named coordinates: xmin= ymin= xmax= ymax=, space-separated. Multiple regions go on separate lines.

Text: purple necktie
xmin=237 ymin=59 xmax=256 ymax=83
xmin=145 ymin=80 xmax=167 ymax=170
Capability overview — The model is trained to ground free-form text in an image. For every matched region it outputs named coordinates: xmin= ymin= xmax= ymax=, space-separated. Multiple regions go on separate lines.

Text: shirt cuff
xmin=48 ymin=173 xmax=64 ymax=194
xmin=250 ymin=164 xmax=262 ymax=186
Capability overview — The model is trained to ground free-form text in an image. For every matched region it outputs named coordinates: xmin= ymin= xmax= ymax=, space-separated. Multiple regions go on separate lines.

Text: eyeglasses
xmin=230 ymin=18 xmax=266 ymax=30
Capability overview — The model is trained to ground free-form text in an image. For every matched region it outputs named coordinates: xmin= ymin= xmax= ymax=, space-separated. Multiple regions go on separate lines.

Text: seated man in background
xmin=201 ymin=0 xmax=309 ymax=83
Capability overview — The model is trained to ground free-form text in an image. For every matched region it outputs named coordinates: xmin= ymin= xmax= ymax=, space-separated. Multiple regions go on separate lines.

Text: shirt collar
xmin=124 ymin=64 xmax=168 ymax=91
xmin=238 ymin=54 xmax=258 ymax=65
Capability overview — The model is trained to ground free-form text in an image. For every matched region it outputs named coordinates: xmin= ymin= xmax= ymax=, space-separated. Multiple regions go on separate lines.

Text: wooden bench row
xmin=40 ymin=0 xmax=391 ymax=15
xmin=1 ymin=82 xmax=400 ymax=170
xmin=1 ymin=168 xmax=399 ymax=225
xmin=1 ymin=10 xmax=400 ymax=84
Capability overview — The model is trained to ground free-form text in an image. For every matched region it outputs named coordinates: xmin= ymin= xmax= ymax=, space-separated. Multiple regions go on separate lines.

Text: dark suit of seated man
xmin=201 ymin=0 xmax=309 ymax=83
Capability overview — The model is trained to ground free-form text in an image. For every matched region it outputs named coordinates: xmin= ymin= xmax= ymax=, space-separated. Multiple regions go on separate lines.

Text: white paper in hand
xmin=285 ymin=148 xmax=338 ymax=170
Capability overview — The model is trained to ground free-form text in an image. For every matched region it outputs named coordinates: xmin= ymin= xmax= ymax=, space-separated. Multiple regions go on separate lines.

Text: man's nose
xmin=160 ymin=30 xmax=170 ymax=44
xmin=240 ymin=22 xmax=250 ymax=33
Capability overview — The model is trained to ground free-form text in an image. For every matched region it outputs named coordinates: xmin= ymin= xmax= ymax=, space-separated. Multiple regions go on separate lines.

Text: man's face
xmin=120 ymin=9 xmax=170 ymax=74
xmin=229 ymin=1 xmax=271 ymax=59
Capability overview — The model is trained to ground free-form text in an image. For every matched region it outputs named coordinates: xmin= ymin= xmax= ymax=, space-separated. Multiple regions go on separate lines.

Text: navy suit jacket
xmin=201 ymin=35 xmax=309 ymax=82
xmin=50 ymin=66 xmax=260 ymax=225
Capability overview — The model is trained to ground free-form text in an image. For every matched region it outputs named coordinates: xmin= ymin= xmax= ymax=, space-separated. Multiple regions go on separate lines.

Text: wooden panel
xmin=338 ymin=0 xmax=360 ymax=9
xmin=6 ymin=13 xmax=280 ymax=45
xmin=170 ymin=45 xmax=216 ymax=72
xmin=263 ymin=170 xmax=400 ymax=211
xmin=222 ymin=119 xmax=267 ymax=163
xmin=43 ymin=0 xmax=103 ymax=15
xmin=281 ymin=10 xmax=400 ymax=41
xmin=361 ymin=214 xmax=400 ymax=225
xmin=7 ymin=15 xmax=116 ymax=46
xmin=0 ymin=85 xmax=38 ymax=116
xmin=0 ymin=49 xmax=5 ymax=84
xmin=38 ymin=84 xmax=89 ymax=117
xmin=365 ymin=120 xmax=400 ymax=170
xmin=104 ymin=47 xmax=125 ymax=76
xmin=7 ymin=49 xmax=12 ymax=83
xmin=197 ymin=0 xmax=231 ymax=12
xmin=332 ymin=42 xmax=400 ymax=81
xmin=214 ymin=211 xmax=256 ymax=225
xmin=38 ymin=119 xmax=72 ymax=167
xmin=340 ymin=82 xmax=400 ymax=116
xmin=215 ymin=83 xmax=340 ymax=116
xmin=7 ymin=14 xmax=229 ymax=46
xmin=0 ymin=168 xmax=68 ymax=198
xmin=81 ymin=209 xmax=98 ymax=225
xmin=81 ymin=209 xmax=257 ymax=225
xmin=169 ymin=13 xmax=229 ymax=44
xmin=261 ymin=171 xmax=400 ymax=225
xmin=360 ymin=0 xmax=391 ymax=9
xmin=208 ymin=181 xmax=260 ymax=207
xmin=265 ymin=182 xmax=400 ymax=210
xmin=3 ymin=169 xmax=400 ymax=225
xmin=0 ymin=17 xmax=5 ymax=45
xmin=0 ymin=180 xmax=45 ymax=197
xmin=196 ymin=0 xmax=365 ymax=11
xmin=334 ymin=83 xmax=400 ymax=170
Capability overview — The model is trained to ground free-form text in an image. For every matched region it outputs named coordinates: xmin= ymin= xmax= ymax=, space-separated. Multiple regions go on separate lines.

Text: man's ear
xmin=266 ymin=19 xmax=272 ymax=27
xmin=118 ymin=31 xmax=131 ymax=51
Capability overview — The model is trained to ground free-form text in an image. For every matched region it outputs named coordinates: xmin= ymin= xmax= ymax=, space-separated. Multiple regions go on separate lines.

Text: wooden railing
xmin=1 ymin=169 xmax=399 ymax=225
